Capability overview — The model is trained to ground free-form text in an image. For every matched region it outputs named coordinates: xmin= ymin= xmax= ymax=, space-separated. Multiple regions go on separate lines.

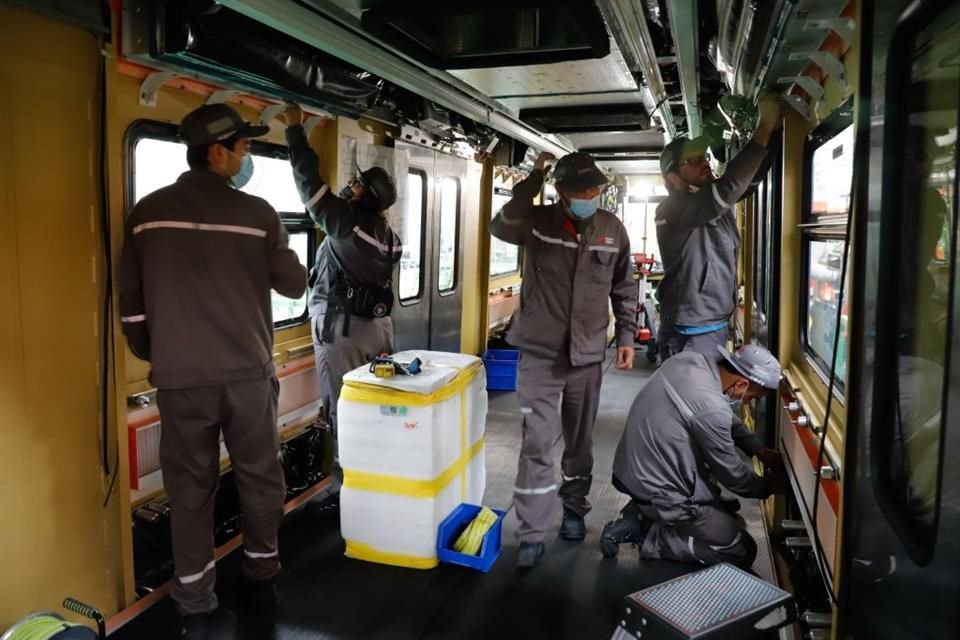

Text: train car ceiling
xmin=356 ymin=1 xmax=612 ymax=69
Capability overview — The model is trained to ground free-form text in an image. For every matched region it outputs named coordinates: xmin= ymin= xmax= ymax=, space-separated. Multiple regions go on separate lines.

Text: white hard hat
xmin=716 ymin=344 xmax=782 ymax=390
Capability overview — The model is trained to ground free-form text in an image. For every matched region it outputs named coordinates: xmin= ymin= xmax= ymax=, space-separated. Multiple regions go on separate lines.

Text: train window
xmin=802 ymin=120 xmax=855 ymax=387
xmin=490 ymin=187 xmax=520 ymax=277
xmin=129 ymin=126 xmax=310 ymax=328
xmin=399 ymin=170 xmax=426 ymax=301
xmin=437 ymin=176 xmax=460 ymax=293
xmin=885 ymin=9 xmax=959 ymax=535
xmin=544 ymin=184 xmax=557 ymax=205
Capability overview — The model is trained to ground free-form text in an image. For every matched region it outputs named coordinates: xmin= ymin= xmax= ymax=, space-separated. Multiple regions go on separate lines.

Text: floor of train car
xmin=111 ymin=349 xmax=776 ymax=640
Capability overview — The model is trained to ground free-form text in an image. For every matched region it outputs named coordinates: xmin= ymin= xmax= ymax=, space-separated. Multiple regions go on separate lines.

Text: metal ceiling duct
xmin=664 ymin=0 xmax=701 ymax=137
xmin=716 ymin=0 xmax=787 ymax=96
xmin=596 ymin=0 xmax=677 ymax=140
xmin=216 ymin=0 xmax=574 ymax=157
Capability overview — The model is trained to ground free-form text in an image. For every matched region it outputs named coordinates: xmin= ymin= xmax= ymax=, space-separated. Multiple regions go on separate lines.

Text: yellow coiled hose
xmin=452 ymin=507 xmax=499 ymax=556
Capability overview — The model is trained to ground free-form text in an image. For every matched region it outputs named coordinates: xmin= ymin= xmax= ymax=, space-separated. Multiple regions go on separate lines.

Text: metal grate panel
xmin=628 ymin=563 xmax=790 ymax=636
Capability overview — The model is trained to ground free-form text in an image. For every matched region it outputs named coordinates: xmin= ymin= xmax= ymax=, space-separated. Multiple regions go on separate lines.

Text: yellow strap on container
xmin=344 ymin=540 xmax=438 ymax=569
xmin=343 ymin=438 xmax=484 ymax=498
xmin=341 ymin=361 xmax=481 ymax=407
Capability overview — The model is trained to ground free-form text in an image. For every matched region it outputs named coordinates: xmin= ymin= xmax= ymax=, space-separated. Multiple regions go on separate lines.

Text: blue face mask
xmin=568 ymin=195 xmax=600 ymax=219
xmin=231 ymin=153 xmax=255 ymax=189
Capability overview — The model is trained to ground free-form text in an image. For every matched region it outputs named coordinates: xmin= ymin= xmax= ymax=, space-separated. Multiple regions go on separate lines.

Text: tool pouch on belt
xmin=346 ymin=284 xmax=394 ymax=319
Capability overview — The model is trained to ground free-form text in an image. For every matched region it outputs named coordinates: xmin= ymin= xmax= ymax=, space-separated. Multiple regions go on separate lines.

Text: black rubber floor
xmin=110 ymin=352 xmax=713 ymax=639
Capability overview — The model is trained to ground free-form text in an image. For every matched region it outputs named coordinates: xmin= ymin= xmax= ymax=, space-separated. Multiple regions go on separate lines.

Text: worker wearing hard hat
xmin=601 ymin=345 xmax=785 ymax=568
xmin=655 ymin=95 xmax=783 ymax=362
xmin=491 ymin=151 xmax=638 ymax=569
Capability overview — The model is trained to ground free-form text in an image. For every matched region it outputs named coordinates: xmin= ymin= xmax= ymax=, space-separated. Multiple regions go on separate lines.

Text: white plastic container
xmin=338 ymin=350 xmax=488 ymax=569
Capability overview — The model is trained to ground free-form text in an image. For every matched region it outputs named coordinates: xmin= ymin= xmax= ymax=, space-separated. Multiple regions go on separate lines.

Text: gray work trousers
xmin=156 ymin=378 xmax=284 ymax=615
xmin=312 ymin=312 xmax=394 ymax=491
xmin=658 ymin=325 xmax=728 ymax=363
xmin=638 ymin=502 xmax=758 ymax=570
xmin=514 ymin=351 xmax=602 ymax=543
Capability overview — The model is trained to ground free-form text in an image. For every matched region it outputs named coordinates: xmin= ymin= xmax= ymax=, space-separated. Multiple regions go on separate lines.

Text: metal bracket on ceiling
xmin=206 ymin=90 xmax=240 ymax=105
xmin=139 ymin=71 xmax=176 ymax=108
xmin=782 ymin=94 xmax=812 ymax=121
xmin=304 ymin=116 xmax=326 ymax=135
xmin=804 ymin=16 xmax=856 ymax=48
xmin=258 ymin=104 xmax=284 ymax=127
xmin=789 ymin=51 xmax=848 ymax=94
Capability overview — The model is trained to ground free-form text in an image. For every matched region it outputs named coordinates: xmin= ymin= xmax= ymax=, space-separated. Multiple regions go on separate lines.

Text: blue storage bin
xmin=482 ymin=349 xmax=520 ymax=391
xmin=436 ymin=503 xmax=505 ymax=573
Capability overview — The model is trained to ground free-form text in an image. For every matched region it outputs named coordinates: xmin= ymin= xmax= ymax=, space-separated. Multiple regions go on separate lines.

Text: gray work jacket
xmin=285 ymin=125 xmax=402 ymax=320
xmin=119 ymin=170 xmax=307 ymax=389
xmin=490 ymin=169 xmax=637 ymax=366
xmin=655 ymin=141 xmax=770 ymax=328
xmin=612 ymin=351 xmax=769 ymax=523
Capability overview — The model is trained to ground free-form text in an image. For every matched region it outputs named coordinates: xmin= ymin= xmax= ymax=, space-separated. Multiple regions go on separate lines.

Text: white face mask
xmin=722 ymin=381 xmax=747 ymax=405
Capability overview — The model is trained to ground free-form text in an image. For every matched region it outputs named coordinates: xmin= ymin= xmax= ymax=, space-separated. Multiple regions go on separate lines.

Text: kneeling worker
xmin=284 ymin=105 xmax=402 ymax=500
xmin=602 ymin=345 xmax=785 ymax=569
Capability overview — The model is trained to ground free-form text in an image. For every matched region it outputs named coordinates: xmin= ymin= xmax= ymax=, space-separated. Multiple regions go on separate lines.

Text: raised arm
xmin=490 ymin=151 xmax=554 ymax=244
xmin=284 ymin=104 xmax=354 ymax=238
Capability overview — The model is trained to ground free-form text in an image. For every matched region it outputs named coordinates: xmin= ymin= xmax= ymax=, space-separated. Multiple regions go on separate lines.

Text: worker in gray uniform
xmin=601 ymin=345 xmax=784 ymax=568
xmin=655 ymin=95 xmax=783 ymax=361
xmin=491 ymin=151 xmax=637 ymax=569
xmin=283 ymin=104 xmax=402 ymax=503
xmin=119 ymin=103 xmax=307 ymax=638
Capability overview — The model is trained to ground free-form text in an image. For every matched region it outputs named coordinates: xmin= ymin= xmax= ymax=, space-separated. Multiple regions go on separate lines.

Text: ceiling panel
xmin=496 ymin=92 xmax=644 ymax=115
xmin=564 ymin=130 xmax=665 ymax=150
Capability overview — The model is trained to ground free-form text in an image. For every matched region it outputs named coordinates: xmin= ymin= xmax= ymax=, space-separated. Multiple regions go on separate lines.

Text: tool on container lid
xmin=369 ymin=353 xmax=422 ymax=377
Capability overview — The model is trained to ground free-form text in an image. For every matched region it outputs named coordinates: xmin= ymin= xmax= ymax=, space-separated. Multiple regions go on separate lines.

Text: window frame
xmin=437 ymin=175 xmax=462 ymax=295
xmin=800 ymin=102 xmax=855 ymax=391
xmin=490 ymin=185 xmax=521 ymax=278
xmin=398 ymin=168 xmax=428 ymax=305
xmin=123 ymin=119 xmax=314 ymax=329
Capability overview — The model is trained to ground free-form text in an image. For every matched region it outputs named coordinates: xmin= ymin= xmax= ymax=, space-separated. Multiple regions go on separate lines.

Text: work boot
xmin=719 ymin=496 xmax=742 ymax=514
xmin=516 ymin=542 xmax=545 ymax=569
xmin=600 ymin=501 xmax=649 ymax=558
xmin=559 ymin=508 xmax=586 ymax=541
xmin=178 ymin=612 xmax=212 ymax=640
xmin=239 ymin=577 xmax=277 ymax=610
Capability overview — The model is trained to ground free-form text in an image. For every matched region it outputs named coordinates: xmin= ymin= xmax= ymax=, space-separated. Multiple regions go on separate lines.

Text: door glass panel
xmin=437 ymin=177 xmax=460 ymax=293
xmin=806 ymin=238 xmax=849 ymax=384
xmin=887 ymin=12 xmax=959 ymax=534
xmin=491 ymin=188 xmax=519 ymax=277
xmin=271 ymin=231 xmax=309 ymax=324
xmin=399 ymin=171 xmax=426 ymax=301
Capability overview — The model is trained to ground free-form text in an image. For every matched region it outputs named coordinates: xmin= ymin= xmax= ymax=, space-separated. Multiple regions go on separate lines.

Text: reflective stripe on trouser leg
xmin=558 ymin=361 xmax=602 ymax=517
xmin=514 ymin=351 xmax=568 ymax=543
xmin=637 ymin=503 xmax=758 ymax=570
xmin=157 ymin=386 xmax=224 ymax=615
xmin=314 ymin=314 xmax=394 ymax=492
xmin=220 ymin=378 xmax=285 ymax=582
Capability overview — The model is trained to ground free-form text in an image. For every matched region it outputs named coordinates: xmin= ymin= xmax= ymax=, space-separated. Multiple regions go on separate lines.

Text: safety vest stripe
xmin=353 ymin=226 xmax=403 ymax=254
xmin=514 ymin=483 xmax=558 ymax=495
xmin=304 ymin=184 xmax=329 ymax=209
xmin=712 ymin=183 xmax=731 ymax=211
xmin=498 ymin=211 xmax=525 ymax=226
xmin=178 ymin=560 xmax=215 ymax=585
xmin=532 ymin=228 xmax=578 ymax=249
xmin=588 ymin=245 xmax=619 ymax=254
xmin=132 ymin=220 xmax=267 ymax=238
xmin=121 ymin=314 xmax=146 ymax=323
xmin=562 ymin=473 xmax=591 ymax=482
xmin=244 ymin=549 xmax=279 ymax=559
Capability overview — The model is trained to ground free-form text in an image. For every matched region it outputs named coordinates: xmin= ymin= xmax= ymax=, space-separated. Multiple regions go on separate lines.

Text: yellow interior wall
xmin=0 ymin=5 xmax=124 ymax=627
xmin=460 ymin=159 xmax=489 ymax=355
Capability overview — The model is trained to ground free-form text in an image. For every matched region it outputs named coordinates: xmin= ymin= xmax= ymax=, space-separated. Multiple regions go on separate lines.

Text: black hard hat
xmin=358 ymin=166 xmax=398 ymax=210
xmin=553 ymin=152 xmax=608 ymax=190
xmin=179 ymin=103 xmax=269 ymax=146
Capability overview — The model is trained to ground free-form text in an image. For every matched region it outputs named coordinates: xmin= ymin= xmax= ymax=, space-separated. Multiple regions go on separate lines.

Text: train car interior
xmin=2 ymin=0 xmax=959 ymax=639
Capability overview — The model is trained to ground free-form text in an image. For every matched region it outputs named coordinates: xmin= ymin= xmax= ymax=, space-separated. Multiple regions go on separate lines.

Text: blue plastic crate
xmin=436 ymin=503 xmax=505 ymax=573
xmin=482 ymin=349 xmax=520 ymax=391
